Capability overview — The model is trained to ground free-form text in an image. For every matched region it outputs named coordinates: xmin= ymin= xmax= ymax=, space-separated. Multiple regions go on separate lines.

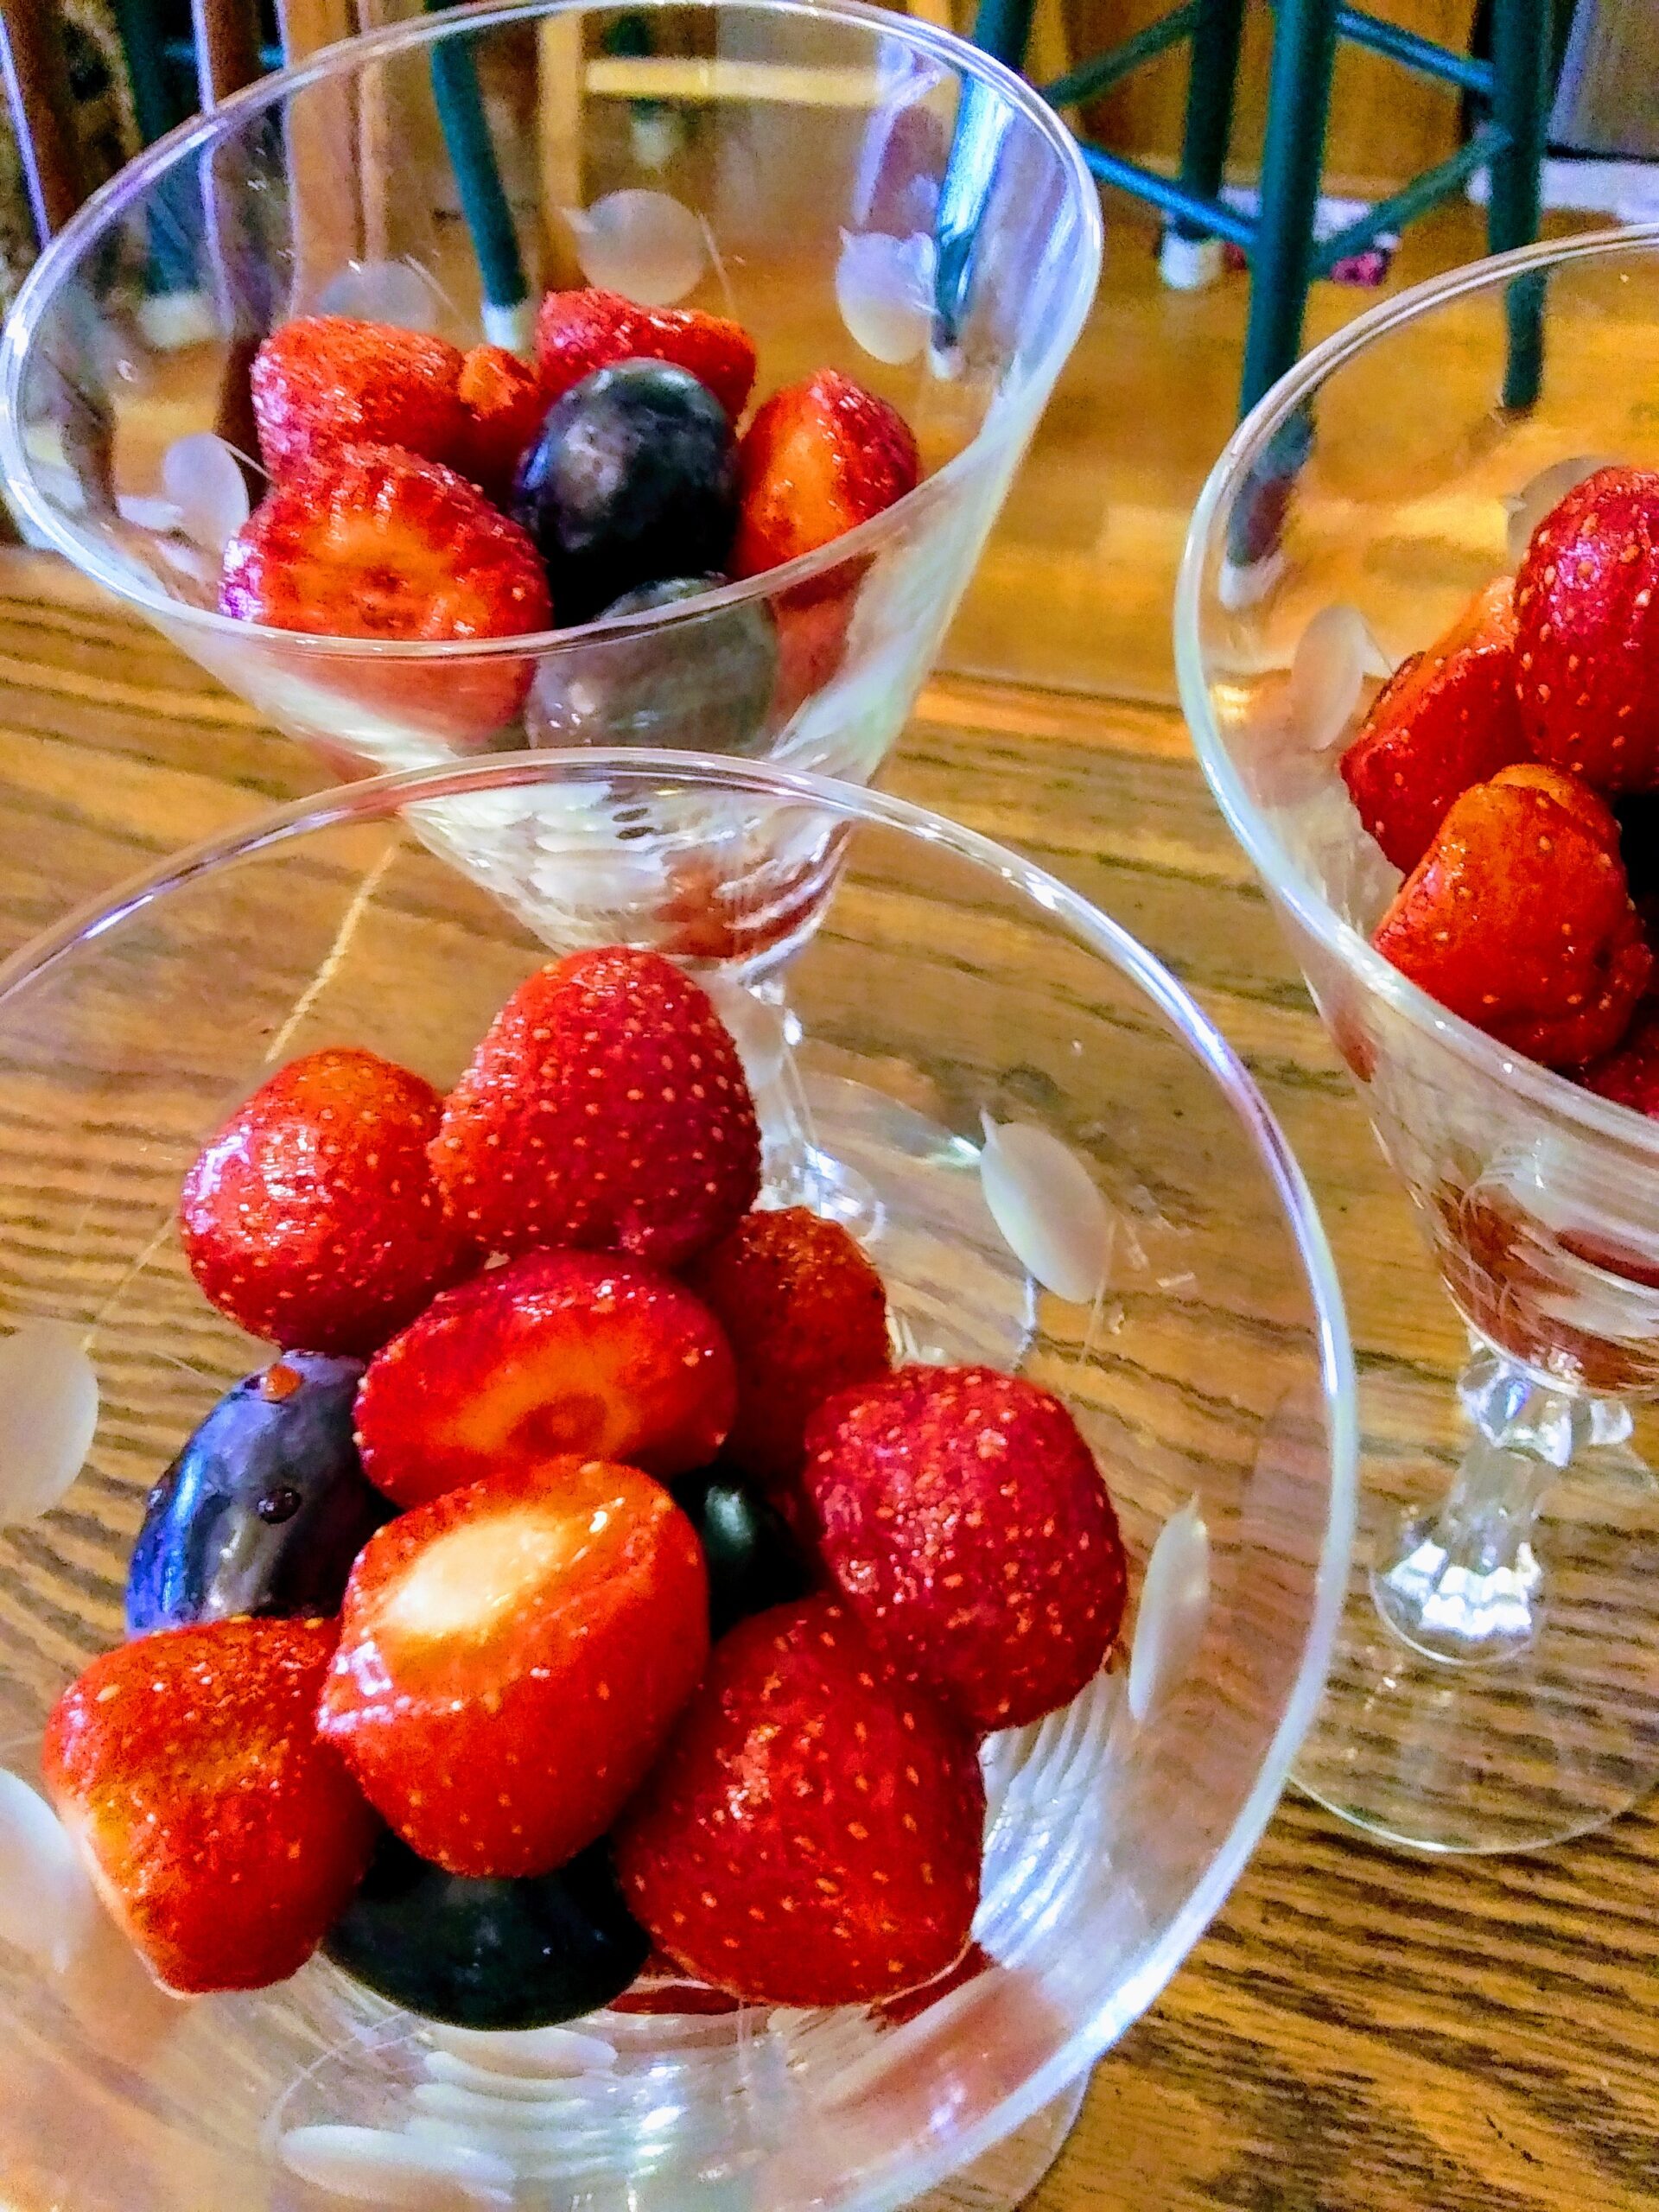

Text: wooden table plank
xmin=0 ymin=559 xmax=1656 ymax=2212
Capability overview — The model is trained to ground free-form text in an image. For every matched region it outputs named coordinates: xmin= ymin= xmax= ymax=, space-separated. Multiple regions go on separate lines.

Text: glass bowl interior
xmin=1176 ymin=226 xmax=1659 ymax=1389
xmin=0 ymin=0 xmax=1100 ymax=777
xmin=0 ymin=751 xmax=1352 ymax=2212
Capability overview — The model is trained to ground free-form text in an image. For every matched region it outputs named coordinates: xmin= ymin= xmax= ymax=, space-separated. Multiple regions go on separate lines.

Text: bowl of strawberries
xmin=0 ymin=0 xmax=1098 ymax=798
xmin=1179 ymin=223 xmax=1659 ymax=1859
xmin=0 ymin=751 xmax=1352 ymax=2212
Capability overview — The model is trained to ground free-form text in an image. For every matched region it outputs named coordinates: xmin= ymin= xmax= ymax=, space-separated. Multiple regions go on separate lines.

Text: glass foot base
xmin=910 ymin=2075 xmax=1087 ymax=2211
xmin=1295 ymin=1442 xmax=1659 ymax=1853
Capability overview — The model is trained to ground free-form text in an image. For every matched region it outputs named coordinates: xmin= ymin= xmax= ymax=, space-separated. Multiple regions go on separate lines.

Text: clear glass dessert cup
xmin=0 ymin=751 xmax=1353 ymax=2212
xmin=0 ymin=0 xmax=1100 ymax=790
xmin=1178 ymin=223 xmax=1659 ymax=1855
xmin=0 ymin=0 xmax=1101 ymax=1236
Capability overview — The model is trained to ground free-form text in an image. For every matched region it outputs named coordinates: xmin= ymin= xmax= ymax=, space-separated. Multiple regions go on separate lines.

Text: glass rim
xmin=1176 ymin=221 xmax=1659 ymax=1161
xmin=0 ymin=744 xmax=1357 ymax=2141
xmin=0 ymin=0 xmax=1103 ymax=664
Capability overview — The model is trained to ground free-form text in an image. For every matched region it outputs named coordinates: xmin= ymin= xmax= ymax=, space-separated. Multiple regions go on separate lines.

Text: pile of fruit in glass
xmin=1347 ymin=472 xmax=1659 ymax=1108
xmin=215 ymin=290 xmax=920 ymax=744
xmin=46 ymin=944 xmax=1128 ymax=2024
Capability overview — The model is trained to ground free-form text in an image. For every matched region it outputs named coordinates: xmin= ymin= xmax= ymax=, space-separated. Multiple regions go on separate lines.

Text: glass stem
xmin=1370 ymin=1346 xmax=1630 ymax=1669
xmin=704 ymin=976 xmax=884 ymax=1234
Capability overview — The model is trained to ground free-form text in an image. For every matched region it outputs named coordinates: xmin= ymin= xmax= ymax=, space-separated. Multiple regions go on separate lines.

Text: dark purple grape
xmin=670 ymin=1467 xmax=813 ymax=1639
xmin=526 ymin=575 xmax=779 ymax=755
xmin=325 ymin=1832 xmax=649 ymax=2029
xmin=511 ymin=360 xmax=738 ymax=623
xmin=126 ymin=1353 xmax=391 ymax=1635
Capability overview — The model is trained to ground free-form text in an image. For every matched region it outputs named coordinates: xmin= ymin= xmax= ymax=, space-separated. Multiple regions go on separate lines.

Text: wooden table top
xmin=1 ymin=548 xmax=1656 ymax=2212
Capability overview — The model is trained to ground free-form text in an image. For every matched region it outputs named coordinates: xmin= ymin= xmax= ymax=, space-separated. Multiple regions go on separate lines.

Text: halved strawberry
xmin=430 ymin=946 xmax=760 ymax=1270
xmin=251 ymin=315 xmax=466 ymax=478
xmin=534 ymin=287 xmax=757 ymax=422
xmin=454 ymin=343 xmax=550 ymax=504
xmin=804 ymin=1365 xmax=1128 ymax=1732
xmin=354 ymin=1248 xmax=736 ymax=1509
xmin=179 ymin=1046 xmax=474 ymax=1357
xmin=1372 ymin=761 xmax=1651 ymax=1067
xmin=320 ymin=1458 xmax=708 ymax=1877
xmin=685 ymin=1208 xmax=891 ymax=1491
xmin=42 ymin=1618 xmax=378 ymax=1994
xmin=219 ymin=443 xmax=552 ymax=739
xmin=1340 ymin=578 xmax=1532 ymax=872
xmin=1515 ymin=466 xmax=1659 ymax=792
xmin=731 ymin=370 xmax=919 ymax=581
xmin=613 ymin=1596 xmax=982 ymax=2005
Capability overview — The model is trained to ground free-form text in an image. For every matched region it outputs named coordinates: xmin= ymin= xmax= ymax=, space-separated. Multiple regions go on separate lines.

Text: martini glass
xmin=0 ymin=0 xmax=1101 ymax=1226
xmin=1179 ymin=225 xmax=1659 ymax=1854
xmin=0 ymin=751 xmax=1352 ymax=2212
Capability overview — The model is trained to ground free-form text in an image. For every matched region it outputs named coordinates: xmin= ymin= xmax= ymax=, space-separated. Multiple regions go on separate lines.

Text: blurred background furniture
xmin=974 ymin=0 xmax=1560 ymax=412
xmin=1552 ymin=0 xmax=1659 ymax=160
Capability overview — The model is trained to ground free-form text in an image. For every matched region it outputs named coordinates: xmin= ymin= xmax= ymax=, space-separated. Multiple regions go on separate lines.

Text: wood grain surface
xmin=1 ymin=546 xmax=1655 ymax=2212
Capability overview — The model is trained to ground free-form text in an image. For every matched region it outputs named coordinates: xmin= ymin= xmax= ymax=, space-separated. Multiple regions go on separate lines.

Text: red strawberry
xmin=654 ymin=824 xmax=850 ymax=966
xmin=731 ymin=370 xmax=919 ymax=581
xmin=320 ymin=1457 xmax=707 ymax=1877
xmin=354 ymin=1248 xmax=736 ymax=1509
xmin=613 ymin=1596 xmax=982 ymax=2005
xmin=1515 ymin=466 xmax=1659 ymax=791
xmin=534 ymin=288 xmax=757 ymax=421
xmin=609 ymin=1953 xmax=747 ymax=2015
xmin=1576 ymin=1003 xmax=1659 ymax=1117
xmin=430 ymin=946 xmax=760 ymax=1269
xmin=454 ymin=343 xmax=549 ymax=503
xmin=874 ymin=1938 xmax=992 ymax=2026
xmin=803 ymin=1366 xmax=1127 ymax=1732
xmin=251 ymin=315 xmax=465 ymax=477
xmin=770 ymin=582 xmax=855 ymax=725
xmin=1340 ymin=578 xmax=1532 ymax=872
xmin=179 ymin=1046 xmax=472 ymax=1357
xmin=42 ymin=1618 xmax=377 ymax=1994
xmin=1372 ymin=761 xmax=1651 ymax=1067
xmin=685 ymin=1207 xmax=891 ymax=1491
xmin=219 ymin=444 xmax=552 ymax=738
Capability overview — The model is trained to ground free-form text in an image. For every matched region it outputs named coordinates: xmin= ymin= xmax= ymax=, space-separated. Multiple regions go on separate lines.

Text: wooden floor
xmin=944 ymin=197 xmax=1610 ymax=703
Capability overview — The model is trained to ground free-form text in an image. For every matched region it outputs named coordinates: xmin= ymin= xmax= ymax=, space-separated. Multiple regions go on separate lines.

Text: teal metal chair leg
xmin=423 ymin=2 xmax=531 ymax=349
xmin=1237 ymin=0 xmax=1339 ymax=414
xmin=110 ymin=0 xmax=199 ymax=301
xmin=1489 ymin=0 xmax=1550 ymax=411
xmin=1173 ymin=0 xmax=1246 ymax=240
xmin=972 ymin=0 xmax=1039 ymax=73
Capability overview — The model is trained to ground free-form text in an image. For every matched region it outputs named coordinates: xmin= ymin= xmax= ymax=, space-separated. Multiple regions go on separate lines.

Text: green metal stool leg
xmin=1173 ymin=0 xmax=1247 ymax=240
xmin=1238 ymin=0 xmax=1339 ymax=416
xmin=1489 ymin=0 xmax=1549 ymax=410
xmin=972 ymin=0 xmax=1039 ymax=73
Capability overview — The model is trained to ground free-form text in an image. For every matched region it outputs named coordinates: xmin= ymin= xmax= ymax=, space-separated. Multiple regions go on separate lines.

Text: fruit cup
xmin=1179 ymin=225 xmax=1659 ymax=1853
xmin=0 ymin=751 xmax=1352 ymax=2212
xmin=0 ymin=0 xmax=1096 ymax=787
xmin=0 ymin=0 xmax=1100 ymax=1219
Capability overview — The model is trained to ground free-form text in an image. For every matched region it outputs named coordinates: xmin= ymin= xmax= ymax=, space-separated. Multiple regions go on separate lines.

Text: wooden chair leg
xmin=1237 ymin=0 xmax=1338 ymax=416
xmin=191 ymin=0 xmax=264 ymax=104
xmin=273 ymin=0 xmax=364 ymax=310
xmin=1488 ymin=0 xmax=1550 ymax=411
xmin=537 ymin=13 xmax=586 ymax=289
xmin=0 ymin=0 xmax=85 ymax=241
